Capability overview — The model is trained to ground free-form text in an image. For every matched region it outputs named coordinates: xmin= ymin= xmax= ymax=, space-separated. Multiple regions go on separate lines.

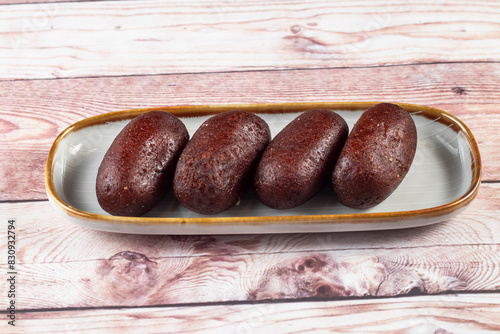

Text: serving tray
xmin=45 ymin=102 xmax=481 ymax=234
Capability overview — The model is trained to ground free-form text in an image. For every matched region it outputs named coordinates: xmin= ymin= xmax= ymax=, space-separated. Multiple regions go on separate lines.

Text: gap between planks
xmin=0 ymin=289 xmax=499 ymax=315
xmin=1 ymin=293 xmax=500 ymax=334
xmin=0 ymin=60 xmax=499 ymax=83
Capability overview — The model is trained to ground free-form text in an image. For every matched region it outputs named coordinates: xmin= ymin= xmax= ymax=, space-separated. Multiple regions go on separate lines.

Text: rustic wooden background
xmin=1 ymin=0 xmax=500 ymax=333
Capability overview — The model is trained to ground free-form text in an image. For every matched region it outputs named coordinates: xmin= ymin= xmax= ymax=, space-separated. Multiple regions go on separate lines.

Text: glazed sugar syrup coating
xmin=173 ymin=110 xmax=271 ymax=215
xmin=254 ymin=109 xmax=349 ymax=209
xmin=332 ymin=103 xmax=417 ymax=209
xmin=96 ymin=110 xmax=189 ymax=216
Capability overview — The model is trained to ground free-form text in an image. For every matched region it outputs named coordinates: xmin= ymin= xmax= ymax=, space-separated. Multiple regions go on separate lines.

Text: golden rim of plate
xmin=45 ymin=102 xmax=482 ymax=227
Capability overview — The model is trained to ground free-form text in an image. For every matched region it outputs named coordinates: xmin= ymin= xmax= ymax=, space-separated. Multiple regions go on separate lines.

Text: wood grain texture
xmin=1 ymin=0 xmax=500 ymax=79
xmin=0 ymin=0 xmax=498 ymax=331
xmin=0 ymin=184 xmax=498 ymax=309
xmin=2 ymin=294 xmax=499 ymax=334
xmin=1 ymin=244 xmax=498 ymax=309
xmin=1 ymin=62 xmax=499 ymax=200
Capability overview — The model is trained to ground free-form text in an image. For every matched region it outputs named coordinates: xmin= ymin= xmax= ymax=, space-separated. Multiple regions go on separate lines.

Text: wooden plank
xmin=1 ymin=0 xmax=499 ymax=79
xmin=2 ymin=243 xmax=499 ymax=308
xmin=3 ymin=294 xmax=500 ymax=333
xmin=2 ymin=244 xmax=499 ymax=309
xmin=0 ymin=183 xmax=498 ymax=309
xmin=1 ymin=62 xmax=500 ymax=201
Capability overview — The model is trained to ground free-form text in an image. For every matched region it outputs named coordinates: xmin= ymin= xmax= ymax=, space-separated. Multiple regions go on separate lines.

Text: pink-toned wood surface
xmin=1 ymin=0 xmax=499 ymax=333
xmin=1 ymin=1 xmax=499 ymax=80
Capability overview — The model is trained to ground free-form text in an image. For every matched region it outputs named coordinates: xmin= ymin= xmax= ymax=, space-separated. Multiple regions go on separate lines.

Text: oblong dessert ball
xmin=332 ymin=103 xmax=417 ymax=209
xmin=254 ymin=109 xmax=349 ymax=209
xmin=173 ymin=110 xmax=271 ymax=215
xmin=96 ymin=110 xmax=189 ymax=216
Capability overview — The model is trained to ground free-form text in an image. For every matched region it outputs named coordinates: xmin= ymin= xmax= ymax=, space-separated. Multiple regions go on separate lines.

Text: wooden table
xmin=1 ymin=1 xmax=500 ymax=332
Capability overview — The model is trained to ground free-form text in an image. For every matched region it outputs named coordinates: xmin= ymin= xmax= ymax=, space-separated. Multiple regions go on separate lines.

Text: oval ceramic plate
xmin=45 ymin=102 xmax=481 ymax=234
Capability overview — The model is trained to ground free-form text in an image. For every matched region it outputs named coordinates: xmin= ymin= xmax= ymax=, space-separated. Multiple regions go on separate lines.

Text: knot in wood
xmin=290 ymin=25 xmax=302 ymax=34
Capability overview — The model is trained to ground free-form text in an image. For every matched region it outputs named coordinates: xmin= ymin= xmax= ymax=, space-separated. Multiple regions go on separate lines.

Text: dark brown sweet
xmin=173 ymin=110 xmax=271 ymax=215
xmin=254 ymin=109 xmax=349 ymax=209
xmin=96 ymin=110 xmax=189 ymax=216
xmin=332 ymin=103 xmax=417 ymax=209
